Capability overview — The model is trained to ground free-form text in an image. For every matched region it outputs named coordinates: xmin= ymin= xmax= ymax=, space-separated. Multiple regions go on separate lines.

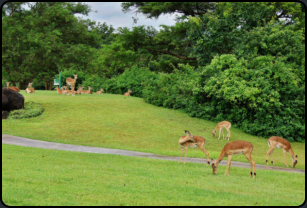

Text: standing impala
xmin=212 ymin=121 xmax=231 ymax=140
xmin=266 ymin=136 xmax=298 ymax=168
xmin=211 ymin=140 xmax=256 ymax=178
xmin=66 ymin=74 xmax=77 ymax=90
xmin=178 ymin=130 xmax=210 ymax=165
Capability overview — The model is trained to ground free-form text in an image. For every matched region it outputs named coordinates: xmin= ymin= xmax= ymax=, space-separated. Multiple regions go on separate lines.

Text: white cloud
xmin=75 ymin=2 xmax=178 ymax=31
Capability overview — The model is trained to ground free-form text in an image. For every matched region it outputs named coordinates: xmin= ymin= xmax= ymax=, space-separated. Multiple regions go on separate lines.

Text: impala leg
xmin=179 ymin=147 xmax=183 ymax=164
xmin=222 ymin=128 xmax=225 ymax=140
xmin=269 ymin=149 xmax=274 ymax=165
xmin=184 ymin=146 xmax=188 ymax=164
xmin=283 ymin=149 xmax=289 ymax=167
xmin=266 ymin=145 xmax=275 ymax=165
xmin=245 ymin=154 xmax=256 ymax=178
xmin=218 ymin=128 xmax=222 ymax=140
xmin=227 ymin=128 xmax=231 ymax=141
xmin=199 ymin=145 xmax=210 ymax=166
xmin=225 ymin=155 xmax=232 ymax=175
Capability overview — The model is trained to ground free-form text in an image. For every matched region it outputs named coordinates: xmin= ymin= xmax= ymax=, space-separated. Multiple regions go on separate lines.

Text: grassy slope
xmin=2 ymin=91 xmax=305 ymax=169
xmin=2 ymin=144 xmax=305 ymax=206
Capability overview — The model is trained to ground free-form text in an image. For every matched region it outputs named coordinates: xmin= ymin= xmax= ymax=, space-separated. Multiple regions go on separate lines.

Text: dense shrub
xmin=142 ymin=64 xmax=200 ymax=110
xmin=195 ymin=54 xmax=305 ymax=142
xmin=8 ymin=101 xmax=45 ymax=119
xmin=102 ymin=65 xmax=157 ymax=97
xmin=81 ymin=74 xmax=106 ymax=92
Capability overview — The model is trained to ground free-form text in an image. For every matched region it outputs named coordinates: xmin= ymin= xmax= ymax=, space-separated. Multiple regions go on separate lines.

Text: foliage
xmin=195 ymin=54 xmax=305 ymax=142
xmin=142 ymin=64 xmax=200 ymax=110
xmin=121 ymin=2 xmax=216 ymax=21
xmin=8 ymin=101 xmax=45 ymax=119
xmin=102 ymin=65 xmax=156 ymax=97
xmin=2 ymin=2 xmax=100 ymax=89
xmin=187 ymin=2 xmax=305 ymax=66
xmin=81 ymin=74 xmax=107 ymax=92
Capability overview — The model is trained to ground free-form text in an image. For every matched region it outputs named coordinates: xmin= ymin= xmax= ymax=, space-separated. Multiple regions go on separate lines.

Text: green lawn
xmin=2 ymin=90 xmax=305 ymax=169
xmin=2 ymin=144 xmax=305 ymax=206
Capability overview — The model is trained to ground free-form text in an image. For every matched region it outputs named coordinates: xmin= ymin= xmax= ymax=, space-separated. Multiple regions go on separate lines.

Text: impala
xmin=211 ymin=140 xmax=256 ymax=177
xmin=178 ymin=130 xmax=210 ymax=165
xmin=81 ymin=86 xmax=93 ymax=94
xmin=123 ymin=89 xmax=132 ymax=96
xmin=76 ymin=86 xmax=84 ymax=94
xmin=25 ymin=83 xmax=35 ymax=93
xmin=96 ymin=88 xmax=104 ymax=94
xmin=66 ymin=74 xmax=77 ymax=89
xmin=55 ymin=86 xmax=63 ymax=94
xmin=266 ymin=136 xmax=298 ymax=168
xmin=6 ymin=82 xmax=20 ymax=92
xmin=65 ymin=85 xmax=75 ymax=96
xmin=212 ymin=121 xmax=231 ymax=140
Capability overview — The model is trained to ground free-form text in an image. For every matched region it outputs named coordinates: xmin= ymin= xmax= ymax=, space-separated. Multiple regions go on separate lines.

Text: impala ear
xmin=296 ymin=155 xmax=298 ymax=158
xmin=185 ymin=130 xmax=190 ymax=135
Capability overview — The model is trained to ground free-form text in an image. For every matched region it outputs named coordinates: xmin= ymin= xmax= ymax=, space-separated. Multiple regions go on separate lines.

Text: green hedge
xmin=8 ymin=101 xmax=45 ymax=119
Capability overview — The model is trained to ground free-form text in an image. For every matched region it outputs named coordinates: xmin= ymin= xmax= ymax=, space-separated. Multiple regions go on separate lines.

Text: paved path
xmin=2 ymin=134 xmax=304 ymax=174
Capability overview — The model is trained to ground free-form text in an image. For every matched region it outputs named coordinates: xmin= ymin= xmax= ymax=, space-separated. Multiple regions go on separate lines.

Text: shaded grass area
xmin=2 ymin=144 xmax=305 ymax=206
xmin=2 ymin=91 xmax=305 ymax=169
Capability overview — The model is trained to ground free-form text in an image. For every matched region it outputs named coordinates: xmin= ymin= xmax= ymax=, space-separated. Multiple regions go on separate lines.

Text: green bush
xmin=102 ymin=65 xmax=157 ymax=97
xmin=8 ymin=101 xmax=45 ymax=119
xmin=195 ymin=54 xmax=305 ymax=142
xmin=81 ymin=74 xmax=106 ymax=92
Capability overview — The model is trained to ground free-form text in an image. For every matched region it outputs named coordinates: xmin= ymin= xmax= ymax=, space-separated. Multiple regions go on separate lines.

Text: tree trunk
xmin=19 ymin=81 xmax=28 ymax=90
xmin=45 ymin=80 xmax=52 ymax=90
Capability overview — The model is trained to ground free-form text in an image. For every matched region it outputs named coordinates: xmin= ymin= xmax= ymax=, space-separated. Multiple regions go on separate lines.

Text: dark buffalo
xmin=2 ymin=88 xmax=25 ymax=112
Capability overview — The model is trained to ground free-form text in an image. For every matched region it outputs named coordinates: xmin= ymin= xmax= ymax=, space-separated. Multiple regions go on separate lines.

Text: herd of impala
xmin=54 ymin=74 xmax=132 ymax=97
xmin=179 ymin=120 xmax=299 ymax=178
xmin=10 ymin=74 xmax=298 ymax=178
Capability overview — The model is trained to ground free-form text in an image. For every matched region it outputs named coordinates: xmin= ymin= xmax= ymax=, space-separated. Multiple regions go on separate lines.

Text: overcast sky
xmin=74 ymin=2 xmax=178 ymax=31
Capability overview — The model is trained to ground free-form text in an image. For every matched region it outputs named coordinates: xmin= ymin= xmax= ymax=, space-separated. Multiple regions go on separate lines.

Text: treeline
xmin=2 ymin=2 xmax=305 ymax=141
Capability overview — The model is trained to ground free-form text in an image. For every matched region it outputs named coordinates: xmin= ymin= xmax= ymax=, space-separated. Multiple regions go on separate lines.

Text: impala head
xmin=28 ymin=82 xmax=33 ymax=87
xmin=184 ymin=130 xmax=195 ymax=141
xmin=88 ymin=86 xmax=92 ymax=90
xmin=128 ymin=89 xmax=132 ymax=93
xmin=73 ymin=74 xmax=78 ymax=79
xmin=292 ymin=155 xmax=298 ymax=168
xmin=211 ymin=159 xmax=219 ymax=175
xmin=212 ymin=130 xmax=217 ymax=137
xmin=6 ymin=82 xmax=10 ymax=87
xmin=101 ymin=88 xmax=104 ymax=92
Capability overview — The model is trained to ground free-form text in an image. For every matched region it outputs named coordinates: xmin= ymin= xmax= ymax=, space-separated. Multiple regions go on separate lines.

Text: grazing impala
xmin=66 ymin=74 xmax=77 ymax=90
xmin=123 ymin=89 xmax=132 ymax=97
xmin=211 ymin=140 xmax=256 ymax=177
xmin=212 ymin=121 xmax=231 ymax=140
xmin=178 ymin=130 xmax=210 ymax=165
xmin=266 ymin=136 xmax=298 ymax=168
xmin=96 ymin=88 xmax=104 ymax=94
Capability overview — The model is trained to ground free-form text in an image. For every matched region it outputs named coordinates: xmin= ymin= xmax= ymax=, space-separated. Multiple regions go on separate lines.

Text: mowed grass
xmin=2 ymin=144 xmax=305 ymax=206
xmin=2 ymin=90 xmax=305 ymax=169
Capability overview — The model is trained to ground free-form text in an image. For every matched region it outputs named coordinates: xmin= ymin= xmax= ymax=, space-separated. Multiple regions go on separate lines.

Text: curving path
xmin=2 ymin=134 xmax=304 ymax=174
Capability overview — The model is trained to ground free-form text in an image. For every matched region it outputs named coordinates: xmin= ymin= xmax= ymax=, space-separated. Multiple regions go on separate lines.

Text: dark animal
xmin=2 ymin=88 xmax=25 ymax=112
xmin=2 ymin=94 xmax=8 ymax=111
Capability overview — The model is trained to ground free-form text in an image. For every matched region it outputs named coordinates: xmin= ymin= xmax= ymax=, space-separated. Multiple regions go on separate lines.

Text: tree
xmin=2 ymin=2 xmax=100 ymax=90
